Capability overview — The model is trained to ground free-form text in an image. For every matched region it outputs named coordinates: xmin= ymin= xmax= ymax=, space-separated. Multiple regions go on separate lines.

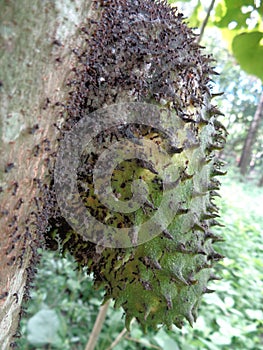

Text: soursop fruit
xmin=50 ymin=0 xmax=227 ymax=331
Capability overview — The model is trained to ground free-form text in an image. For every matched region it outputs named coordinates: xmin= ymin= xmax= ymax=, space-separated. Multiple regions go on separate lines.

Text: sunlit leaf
xmin=198 ymin=337 xmax=220 ymax=350
xmin=224 ymin=296 xmax=235 ymax=307
xmin=168 ymin=0 xmax=192 ymax=3
xmin=245 ymin=309 xmax=263 ymax=320
xmin=188 ymin=0 xmax=202 ymax=28
xmin=154 ymin=329 xmax=180 ymax=350
xmin=216 ymin=317 xmax=242 ymax=337
xmin=209 ymin=331 xmax=232 ymax=345
xmin=232 ymin=31 xmax=263 ymax=81
xmin=214 ymin=0 xmax=227 ymax=22
xmin=215 ymin=0 xmax=259 ymax=29
xmin=225 ymin=0 xmax=254 ymax=9
xmin=220 ymin=27 xmax=239 ymax=50
xmin=27 ymin=309 xmax=63 ymax=347
xmin=243 ymin=323 xmax=258 ymax=333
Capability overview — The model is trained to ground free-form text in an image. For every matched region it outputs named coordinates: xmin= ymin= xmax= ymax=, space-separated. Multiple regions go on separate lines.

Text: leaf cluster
xmin=171 ymin=0 xmax=263 ymax=82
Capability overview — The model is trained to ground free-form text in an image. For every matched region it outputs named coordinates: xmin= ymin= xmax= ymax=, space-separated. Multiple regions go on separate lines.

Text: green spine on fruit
xmin=49 ymin=0 xmax=227 ymax=331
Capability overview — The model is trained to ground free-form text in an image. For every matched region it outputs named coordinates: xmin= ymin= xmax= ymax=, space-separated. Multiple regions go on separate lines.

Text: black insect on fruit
xmin=48 ymin=0 xmax=227 ymax=331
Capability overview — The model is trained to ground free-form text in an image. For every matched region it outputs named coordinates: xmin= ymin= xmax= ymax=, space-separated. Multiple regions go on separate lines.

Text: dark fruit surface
xmin=49 ymin=0 xmax=226 ymax=330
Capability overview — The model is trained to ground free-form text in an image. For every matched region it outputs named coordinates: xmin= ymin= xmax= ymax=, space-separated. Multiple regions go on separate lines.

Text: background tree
xmin=173 ymin=0 xmax=263 ymax=181
xmin=238 ymin=92 xmax=263 ymax=176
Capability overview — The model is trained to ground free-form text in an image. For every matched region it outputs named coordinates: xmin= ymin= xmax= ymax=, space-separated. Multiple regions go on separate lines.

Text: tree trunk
xmin=0 ymin=1 xmax=92 ymax=348
xmin=238 ymin=91 xmax=263 ymax=175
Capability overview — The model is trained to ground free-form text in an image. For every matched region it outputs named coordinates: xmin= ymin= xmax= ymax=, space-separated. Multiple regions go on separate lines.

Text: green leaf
xmin=130 ymin=327 xmax=143 ymax=338
xmin=214 ymin=1 xmax=227 ymax=22
xmin=216 ymin=318 xmax=242 ymax=337
xmin=243 ymin=323 xmax=258 ymax=333
xmin=215 ymin=0 xmax=259 ymax=29
xmin=225 ymin=0 xmax=254 ymax=9
xmin=232 ymin=31 xmax=263 ymax=81
xmin=27 ymin=309 xmax=63 ymax=347
xmin=216 ymin=9 xmax=249 ymax=29
xmin=224 ymin=296 xmax=235 ymax=308
xmin=209 ymin=332 xmax=232 ymax=345
xmin=245 ymin=309 xmax=263 ymax=320
xmin=168 ymin=0 xmax=191 ymax=3
xmin=188 ymin=1 xmax=202 ymax=28
xmin=154 ymin=329 xmax=180 ymax=350
xmin=198 ymin=337 xmax=221 ymax=350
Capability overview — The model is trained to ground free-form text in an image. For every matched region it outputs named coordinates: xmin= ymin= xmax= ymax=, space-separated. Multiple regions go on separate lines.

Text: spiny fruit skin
xmin=49 ymin=0 xmax=226 ymax=331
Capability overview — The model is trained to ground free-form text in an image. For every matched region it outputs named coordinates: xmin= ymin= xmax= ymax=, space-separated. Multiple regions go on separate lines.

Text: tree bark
xmin=238 ymin=91 xmax=263 ymax=175
xmin=0 ymin=1 xmax=92 ymax=348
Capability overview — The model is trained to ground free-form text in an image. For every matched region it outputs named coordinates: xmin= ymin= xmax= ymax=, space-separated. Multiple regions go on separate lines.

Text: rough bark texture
xmin=238 ymin=91 xmax=263 ymax=175
xmin=0 ymin=1 xmax=92 ymax=348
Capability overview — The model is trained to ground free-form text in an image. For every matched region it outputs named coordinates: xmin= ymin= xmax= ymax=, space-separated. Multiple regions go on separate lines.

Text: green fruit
xmin=50 ymin=0 xmax=226 ymax=331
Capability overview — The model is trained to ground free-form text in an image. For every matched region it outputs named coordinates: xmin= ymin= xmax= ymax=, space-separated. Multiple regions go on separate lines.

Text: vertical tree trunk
xmin=0 ymin=1 xmax=92 ymax=348
xmin=238 ymin=91 xmax=263 ymax=175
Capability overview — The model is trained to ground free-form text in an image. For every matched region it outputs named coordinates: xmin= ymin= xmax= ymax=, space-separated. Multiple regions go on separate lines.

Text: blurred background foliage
xmin=17 ymin=0 xmax=263 ymax=349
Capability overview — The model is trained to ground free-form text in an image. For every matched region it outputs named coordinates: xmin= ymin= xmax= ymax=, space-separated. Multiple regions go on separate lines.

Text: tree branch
xmin=85 ymin=300 xmax=110 ymax=350
xmin=197 ymin=0 xmax=216 ymax=44
xmin=106 ymin=318 xmax=135 ymax=350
